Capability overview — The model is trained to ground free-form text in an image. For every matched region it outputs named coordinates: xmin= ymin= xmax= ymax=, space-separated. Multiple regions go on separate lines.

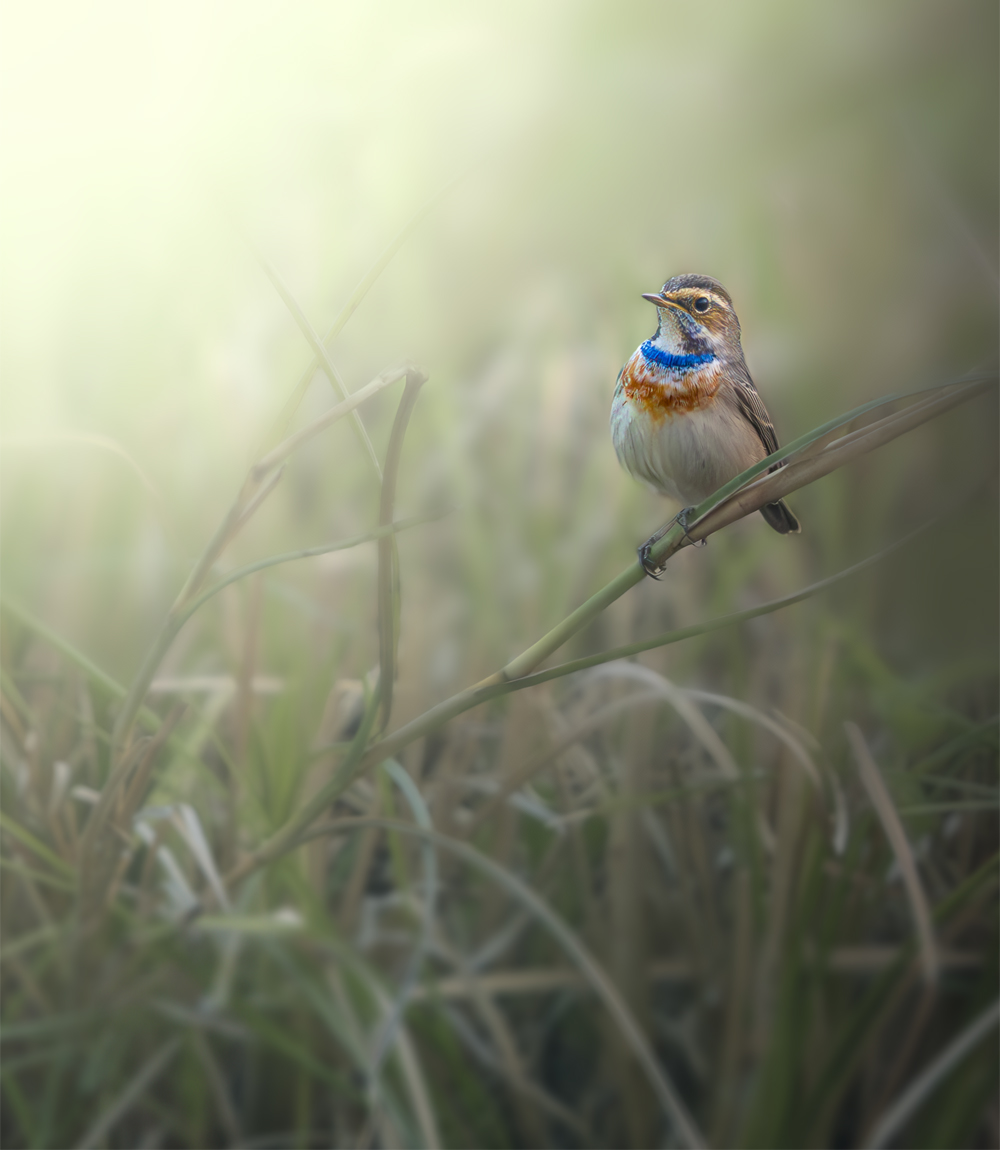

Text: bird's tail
xmin=760 ymin=499 xmax=801 ymax=534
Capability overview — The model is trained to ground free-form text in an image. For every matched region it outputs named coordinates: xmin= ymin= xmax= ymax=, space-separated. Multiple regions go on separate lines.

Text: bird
xmin=610 ymin=273 xmax=799 ymax=576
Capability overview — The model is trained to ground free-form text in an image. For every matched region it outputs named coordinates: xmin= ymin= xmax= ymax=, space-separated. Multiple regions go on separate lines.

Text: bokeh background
xmin=1 ymin=0 xmax=997 ymax=683
xmin=1 ymin=2 xmax=997 ymax=1148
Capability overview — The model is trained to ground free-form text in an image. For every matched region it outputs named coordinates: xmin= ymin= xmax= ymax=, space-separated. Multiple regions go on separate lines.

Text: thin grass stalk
xmin=105 ymin=502 xmax=248 ymax=768
xmin=189 ymin=1031 xmax=243 ymax=1147
xmin=712 ymin=867 xmax=753 ymax=1146
xmin=261 ymin=176 xmax=460 ymax=452
xmin=228 ymin=464 xmax=286 ymax=537
xmin=846 ymin=723 xmax=940 ymax=985
xmin=607 ymin=703 xmax=657 ymax=1147
xmin=77 ymin=740 xmax=155 ymax=910
xmin=180 ymin=514 xmax=444 ymax=629
xmin=0 ymin=599 xmax=150 ymax=723
xmin=231 ymin=572 xmax=263 ymax=798
xmin=368 ymin=761 xmax=438 ymax=1093
xmin=0 ymin=673 xmax=32 ymax=740
xmin=862 ymin=999 xmax=1000 ymax=1149
xmin=366 ymin=981 xmax=442 ymax=1150
xmin=253 ymin=365 xmax=406 ymax=479
xmin=754 ymin=733 xmax=808 ymax=1053
xmin=376 ymin=369 xmax=427 ymax=730
xmin=0 ymin=816 xmax=74 ymax=877
xmin=116 ymin=705 xmax=186 ymax=822
xmin=444 ymin=937 xmax=551 ymax=1146
xmin=258 ymin=255 xmax=383 ymax=480
xmin=4 ymin=951 xmax=53 ymax=1015
xmin=683 ymin=688 xmax=822 ymax=789
xmin=72 ymin=1036 xmax=181 ymax=1150
xmin=866 ymin=985 xmax=938 ymax=1130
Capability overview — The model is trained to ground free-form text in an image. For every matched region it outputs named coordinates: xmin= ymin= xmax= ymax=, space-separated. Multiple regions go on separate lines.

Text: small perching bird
xmin=611 ymin=274 xmax=799 ymax=575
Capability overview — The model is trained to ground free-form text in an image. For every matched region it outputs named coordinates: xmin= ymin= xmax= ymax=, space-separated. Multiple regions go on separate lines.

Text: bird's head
xmin=642 ymin=274 xmax=743 ymax=361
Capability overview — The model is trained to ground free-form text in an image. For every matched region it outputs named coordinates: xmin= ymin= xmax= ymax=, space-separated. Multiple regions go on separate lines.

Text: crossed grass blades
xmin=1 ymin=229 xmax=997 ymax=1149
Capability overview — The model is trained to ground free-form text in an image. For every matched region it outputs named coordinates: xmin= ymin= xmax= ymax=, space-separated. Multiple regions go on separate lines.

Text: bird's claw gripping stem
xmin=638 ymin=540 xmax=666 ymax=579
xmin=638 ymin=506 xmax=704 ymax=579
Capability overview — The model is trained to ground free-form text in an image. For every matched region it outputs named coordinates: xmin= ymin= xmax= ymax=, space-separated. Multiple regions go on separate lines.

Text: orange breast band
xmin=621 ymin=353 xmax=721 ymax=420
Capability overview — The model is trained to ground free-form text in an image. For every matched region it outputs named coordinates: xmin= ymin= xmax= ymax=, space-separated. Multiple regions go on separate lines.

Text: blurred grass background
xmin=1 ymin=1 xmax=997 ymax=1147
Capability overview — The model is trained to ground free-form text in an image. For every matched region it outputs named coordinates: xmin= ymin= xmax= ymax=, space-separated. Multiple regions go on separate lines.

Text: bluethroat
xmin=611 ymin=274 xmax=800 ymax=576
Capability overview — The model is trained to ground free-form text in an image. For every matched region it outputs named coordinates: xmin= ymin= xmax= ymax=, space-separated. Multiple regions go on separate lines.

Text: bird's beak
xmin=642 ymin=292 xmax=681 ymax=310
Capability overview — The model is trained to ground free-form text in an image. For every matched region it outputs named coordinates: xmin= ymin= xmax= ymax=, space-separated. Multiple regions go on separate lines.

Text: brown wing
xmin=731 ymin=367 xmax=801 ymax=534
xmin=732 ymin=373 xmax=781 ymax=461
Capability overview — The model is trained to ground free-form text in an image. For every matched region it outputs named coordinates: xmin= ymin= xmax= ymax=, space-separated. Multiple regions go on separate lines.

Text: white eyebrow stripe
xmin=674 ymin=290 xmax=730 ymax=309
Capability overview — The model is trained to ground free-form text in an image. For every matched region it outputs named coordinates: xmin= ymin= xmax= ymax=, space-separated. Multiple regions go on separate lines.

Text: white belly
xmin=611 ymin=392 xmax=763 ymax=505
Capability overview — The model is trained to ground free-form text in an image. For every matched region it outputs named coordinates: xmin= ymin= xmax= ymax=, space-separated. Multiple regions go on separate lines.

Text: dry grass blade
xmin=862 ymin=999 xmax=1000 ymax=1149
xmin=79 ymin=708 xmax=184 ymax=919
xmin=117 ymin=704 xmax=186 ymax=821
xmin=590 ymin=664 xmax=741 ymax=782
xmin=684 ymin=688 xmax=822 ymax=790
xmin=846 ymin=722 xmax=939 ymax=985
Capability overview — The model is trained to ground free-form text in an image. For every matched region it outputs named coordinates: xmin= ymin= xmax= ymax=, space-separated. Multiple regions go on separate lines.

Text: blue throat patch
xmin=640 ymin=341 xmax=715 ymax=371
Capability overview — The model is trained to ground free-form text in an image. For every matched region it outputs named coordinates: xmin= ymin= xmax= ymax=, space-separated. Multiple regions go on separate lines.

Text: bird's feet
xmin=638 ymin=539 xmax=666 ymax=579
xmin=638 ymin=507 xmax=704 ymax=579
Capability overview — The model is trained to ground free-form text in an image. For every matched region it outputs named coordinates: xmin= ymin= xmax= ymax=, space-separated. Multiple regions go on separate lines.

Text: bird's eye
xmin=694 ymin=296 xmax=711 ymax=313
